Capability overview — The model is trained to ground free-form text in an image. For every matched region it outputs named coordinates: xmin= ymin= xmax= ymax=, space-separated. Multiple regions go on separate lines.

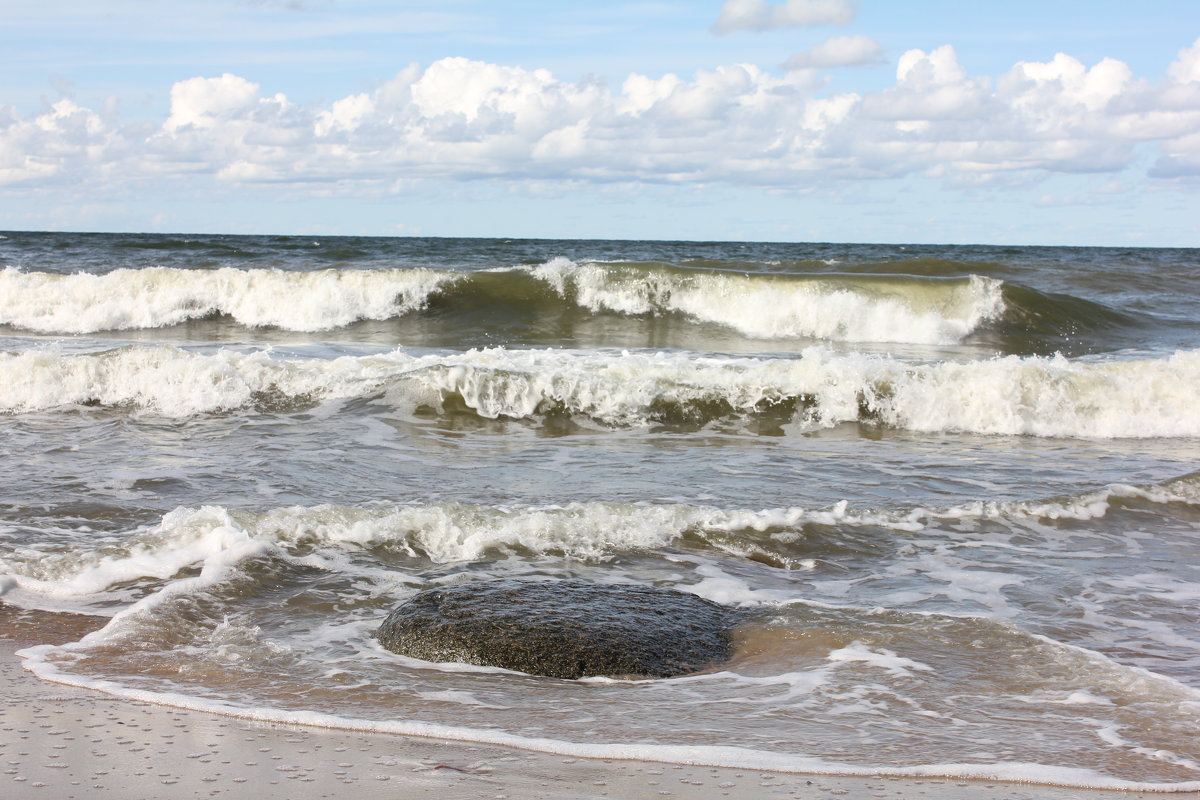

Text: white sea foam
xmin=869 ymin=349 xmax=1200 ymax=438
xmin=247 ymin=501 xmax=690 ymax=562
xmin=0 ymin=266 xmax=455 ymax=333
xmin=0 ymin=506 xmax=273 ymax=611
xmin=0 ymin=503 xmax=687 ymax=602
xmin=1062 ymin=691 xmax=1115 ymax=705
xmin=0 ymin=345 xmax=397 ymax=416
xmin=3 ymin=475 xmax=1195 ymax=608
xmin=681 ymin=561 xmax=808 ymax=606
xmin=405 ymin=346 xmax=1200 ymax=438
xmin=927 ymin=475 xmax=1200 ymax=527
xmin=1014 ymin=690 xmax=1115 ymax=706
xmin=531 ymin=257 xmax=1004 ymax=344
xmin=5 ymin=344 xmax=1200 ymax=439
xmin=0 ymin=500 xmax=957 ymax=611
xmin=663 ymin=667 xmax=833 ymax=703
xmin=827 ymin=643 xmax=936 ymax=677
xmin=4 ymin=481 xmax=1198 ymax=623
xmin=202 ymin=615 xmax=296 ymax=668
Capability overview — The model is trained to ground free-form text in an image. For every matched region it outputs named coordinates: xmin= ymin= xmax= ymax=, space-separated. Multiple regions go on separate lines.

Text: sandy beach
xmin=2 ymin=607 xmax=1191 ymax=800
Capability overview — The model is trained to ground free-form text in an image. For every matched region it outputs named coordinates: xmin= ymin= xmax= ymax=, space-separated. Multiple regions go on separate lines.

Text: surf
xmin=5 ymin=344 xmax=1199 ymax=439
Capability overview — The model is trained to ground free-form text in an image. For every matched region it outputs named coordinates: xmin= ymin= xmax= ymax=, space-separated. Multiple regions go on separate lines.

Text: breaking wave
xmin=528 ymin=258 xmax=1004 ymax=344
xmin=0 ymin=264 xmax=454 ymax=334
xmin=4 ymin=473 xmax=1198 ymax=602
xmin=0 ymin=260 xmax=1129 ymax=347
xmin=4 ymin=344 xmax=1199 ymax=439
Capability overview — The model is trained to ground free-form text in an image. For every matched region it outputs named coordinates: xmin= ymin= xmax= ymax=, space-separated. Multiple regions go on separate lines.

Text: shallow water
xmin=1 ymin=232 xmax=1198 ymax=789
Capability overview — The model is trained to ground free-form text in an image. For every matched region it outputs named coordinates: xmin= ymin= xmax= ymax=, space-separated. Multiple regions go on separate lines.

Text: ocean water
xmin=1 ymin=231 xmax=1199 ymax=790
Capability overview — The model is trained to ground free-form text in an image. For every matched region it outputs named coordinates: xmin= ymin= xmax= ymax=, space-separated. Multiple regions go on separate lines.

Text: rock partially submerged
xmin=377 ymin=579 xmax=744 ymax=679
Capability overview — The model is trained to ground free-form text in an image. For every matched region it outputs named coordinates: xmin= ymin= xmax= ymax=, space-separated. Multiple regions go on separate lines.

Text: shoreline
xmin=3 ymin=607 xmax=1195 ymax=800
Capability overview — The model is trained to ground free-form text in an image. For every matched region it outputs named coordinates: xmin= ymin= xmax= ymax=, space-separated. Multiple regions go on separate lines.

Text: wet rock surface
xmin=377 ymin=579 xmax=745 ymax=679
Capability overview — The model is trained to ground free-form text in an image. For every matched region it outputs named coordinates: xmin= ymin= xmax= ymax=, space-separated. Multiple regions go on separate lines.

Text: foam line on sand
xmin=0 ymin=606 xmax=1190 ymax=800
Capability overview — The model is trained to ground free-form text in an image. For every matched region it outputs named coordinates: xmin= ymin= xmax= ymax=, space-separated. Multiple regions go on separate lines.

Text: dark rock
xmin=377 ymin=579 xmax=744 ymax=679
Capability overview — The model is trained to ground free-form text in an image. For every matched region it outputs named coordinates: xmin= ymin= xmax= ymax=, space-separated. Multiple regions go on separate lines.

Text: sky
xmin=3 ymin=0 xmax=1200 ymax=246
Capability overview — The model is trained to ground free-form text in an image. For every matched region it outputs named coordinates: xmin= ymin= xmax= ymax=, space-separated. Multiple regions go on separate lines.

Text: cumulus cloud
xmin=0 ymin=98 xmax=117 ymax=187
xmin=4 ymin=36 xmax=1200 ymax=192
xmin=1169 ymin=36 xmax=1200 ymax=83
xmin=785 ymin=34 xmax=883 ymax=69
xmin=713 ymin=0 xmax=855 ymax=34
xmin=165 ymin=73 xmax=265 ymax=132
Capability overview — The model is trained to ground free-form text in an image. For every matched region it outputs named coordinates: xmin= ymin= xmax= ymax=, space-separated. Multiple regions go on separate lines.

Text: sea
xmin=1 ymin=231 xmax=1198 ymax=790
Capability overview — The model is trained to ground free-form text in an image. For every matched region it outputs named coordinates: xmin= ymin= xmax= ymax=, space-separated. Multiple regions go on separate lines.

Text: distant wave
xmin=4 ymin=345 xmax=1199 ymax=439
xmin=0 ymin=260 xmax=1019 ymax=345
xmin=0 ymin=265 xmax=455 ymax=334
xmin=0 ymin=260 xmax=1140 ymax=347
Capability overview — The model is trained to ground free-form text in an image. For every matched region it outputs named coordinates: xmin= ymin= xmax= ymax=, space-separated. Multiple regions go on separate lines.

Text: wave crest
xmin=1 ymin=261 xmax=1009 ymax=345
xmin=531 ymin=258 xmax=1006 ymax=344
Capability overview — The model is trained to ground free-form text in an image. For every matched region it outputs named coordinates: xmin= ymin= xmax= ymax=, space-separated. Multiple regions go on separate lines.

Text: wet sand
xmin=1 ymin=608 xmax=1192 ymax=800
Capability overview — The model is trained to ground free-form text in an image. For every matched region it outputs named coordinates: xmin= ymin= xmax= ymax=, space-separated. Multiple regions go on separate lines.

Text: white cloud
xmin=897 ymin=45 xmax=968 ymax=87
xmin=164 ymin=74 xmax=263 ymax=132
xmin=712 ymin=0 xmax=855 ymax=34
xmin=409 ymin=57 xmax=560 ymax=122
xmin=4 ymin=37 xmax=1200 ymax=193
xmin=1169 ymin=37 xmax=1200 ymax=84
xmin=1003 ymin=53 xmax=1132 ymax=113
xmin=314 ymin=93 xmax=374 ymax=137
xmin=860 ymin=46 xmax=987 ymax=121
xmin=0 ymin=99 xmax=115 ymax=187
xmin=785 ymin=34 xmax=883 ymax=69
